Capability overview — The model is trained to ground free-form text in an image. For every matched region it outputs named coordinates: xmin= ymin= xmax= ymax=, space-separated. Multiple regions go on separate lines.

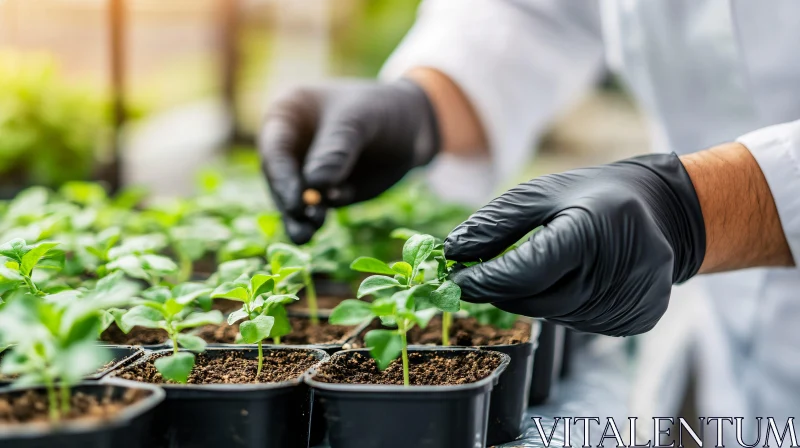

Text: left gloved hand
xmin=444 ymin=153 xmax=706 ymax=336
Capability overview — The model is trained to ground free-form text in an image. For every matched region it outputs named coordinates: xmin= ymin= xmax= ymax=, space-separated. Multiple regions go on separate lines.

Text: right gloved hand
xmin=258 ymin=79 xmax=440 ymax=244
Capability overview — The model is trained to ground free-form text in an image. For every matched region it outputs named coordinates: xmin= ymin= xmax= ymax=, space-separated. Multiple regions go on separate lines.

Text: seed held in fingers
xmin=302 ymin=189 xmax=322 ymax=206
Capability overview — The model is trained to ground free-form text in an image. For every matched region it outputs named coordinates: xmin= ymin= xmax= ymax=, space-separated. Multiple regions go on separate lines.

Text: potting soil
xmin=313 ymin=351 xmax=501 ymax=385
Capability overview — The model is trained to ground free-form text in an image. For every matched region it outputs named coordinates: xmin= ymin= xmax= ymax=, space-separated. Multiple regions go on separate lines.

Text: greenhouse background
xmin=0 ymin=0 xmax=646 ymax=199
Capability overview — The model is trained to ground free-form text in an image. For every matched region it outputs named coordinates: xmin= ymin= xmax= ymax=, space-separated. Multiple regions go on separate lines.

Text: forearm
xmin=680 ymin=142 xmax=794 ymax=273
xmin=404 ymin=68 xmax=488 ymax=157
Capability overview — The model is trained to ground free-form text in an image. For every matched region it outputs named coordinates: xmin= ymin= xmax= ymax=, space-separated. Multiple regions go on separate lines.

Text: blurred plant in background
xmin=0 ymin=52 xmax=109 ymax=193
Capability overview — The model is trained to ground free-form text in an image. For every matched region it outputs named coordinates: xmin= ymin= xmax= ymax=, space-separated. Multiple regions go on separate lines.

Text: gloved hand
xmin=445 ymin=153 xmax=706 ymax=336
xmin=258 ymin=79 xmax=440 ymax=244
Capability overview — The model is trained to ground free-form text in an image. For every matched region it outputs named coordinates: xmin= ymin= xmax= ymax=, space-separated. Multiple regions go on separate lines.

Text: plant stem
xmin=304 ymin=271 xmax=319 ymax=326
xmin=399 ymin=320 xmax=410 ymax=387
xmin=44 ymin=376 xmax=59 ymax=422
xmin=171 ymin=336 xmax=179 ymax=354
xmin=442 ymin=312 xmax=452 ymax=347
xmin=60 ymin=384 xmax=71 ymax=416
xmin=273 ymin=336 xmax=280 ymax=345
xmin=256 ymin=341 xmax=263 ymax=381
xmin=22 ymin=275 xmax=42 ymax=296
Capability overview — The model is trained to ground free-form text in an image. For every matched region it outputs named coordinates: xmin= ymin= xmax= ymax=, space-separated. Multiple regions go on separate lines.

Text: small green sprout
xmin=116 ymin=283 xmax=222 ymax=383
xmin=0 ymin=238 xmax=64 ymax=296
xmin=211 ymin=267 xmax=300 ymax=379
xmin=0 ymin=272 xmax=138 ymax=421
xmin=330 ymin=233 xmax=461 ymax=386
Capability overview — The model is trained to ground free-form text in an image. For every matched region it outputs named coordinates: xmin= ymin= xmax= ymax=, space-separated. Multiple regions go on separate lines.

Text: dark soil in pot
xmin=100 ymin=323 xmax=168 ymax=346
xmin=116 ymin=350 xmax=319 ymax=384
xmin=314 ymin=350 xmax=500 ymax=385
xmin=0 ymin=380 xmax=164 ymax=448
xmin=195 ymin=316 xmax=357 ymax=345
xmin=109 ymin=347 xmax=327 ymax=448
xmin=0 ymin=387 xmax=145 ymax=425
xmin=307 ymin=348 xmax=509 ymax=448
xmin=351 ymin=316 xmax=538 ymax=446
xmin=210 ymin=298 xmax=241 ymax=313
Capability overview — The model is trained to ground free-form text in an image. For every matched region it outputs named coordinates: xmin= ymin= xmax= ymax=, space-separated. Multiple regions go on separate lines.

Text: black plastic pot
xmin=107 ymin=346 xmax=328 ymax=448
xmin=306 ymin=347 xmax=510 ymax=448
xmin=201 ymin=314 xmax=370 ymax=447
xmin=87 ymin=346 xmax=146 ymax=380
xmin=476 ymin=318 xmax=540 ymax=446
xmin=528 ymin=321 xmax=566 ymax=405
xmin=0 ymin=379 xmax=164 ymax=448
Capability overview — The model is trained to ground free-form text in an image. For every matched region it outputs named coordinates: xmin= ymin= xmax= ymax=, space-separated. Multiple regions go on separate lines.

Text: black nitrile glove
xmin=258 ymin=79 xmax=440 ymax=244
xmin=445 ymin=153 xmax=706 ymax=336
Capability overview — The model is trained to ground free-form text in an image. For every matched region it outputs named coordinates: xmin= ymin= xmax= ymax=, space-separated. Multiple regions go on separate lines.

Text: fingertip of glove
xmin=283 ymin=218 xmax=317 ymax=245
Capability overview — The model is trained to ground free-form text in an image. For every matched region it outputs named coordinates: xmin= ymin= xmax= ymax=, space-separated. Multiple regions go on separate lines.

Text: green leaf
xmin=120 ymin=305 xmax=164 ymax=331
xmin=250 ymin=274 xmax=276 ymax=298
xmin=390 ymin=262 xmax=413 ymax=278
xmin=402 ymin=234 xmax=436 ymax=269
xmin=155 ymin=352 xmax=195 ymax=383
xmin=20 ymin=242 xmax=59 ymax=276
xmin=227 ymin=308 xmax=249 ymax=325
xmin=350 ymin=257 xmax=396 ymax=275
xmin=62 ymin=314 xmax=102 ymax=346
xmin=164 ymin=299 xmax=184 ymax=317
xmin=413 ymin=308 xmax=438 ymax=329
xmin=59 ymin=181 xmax=107 ymax=205
xmin=265 ymin=305 xmax=292 ymax=338
xmin=175 ymin=310 xmax=223 ymax=331
xmin=210 ymin=283 xmax=249 ymax=302
xmin=430 ymin=281 xmax=461 ymax=312
xmin=239 ymin=315 xmax=275 ymax=344
xmin=266 ymin=243 xmax=310 ymax=267
xmin=263 ymin=294 xmax=299 ymax=308
xmin=329 ymin=299 xmax=374 ymax=325
xmin=141 ymin=287 xmax=171 ymax=304
xmin=369 ymin=297 xmax=397 ymax=317
xmin=0 ymin=239 xmax=27 ymax=262
xmin=364 ymin=329 xmax=404 ymax=371
xmin=357 ymin=275 xmax=401 ymax=298
xmin=176 ymin=333 xmax=207 ymax=352
xmin=256 ymin=213 xmax=281 ymax=239
xmin=172 ymin=283 xmax=212 ymax=305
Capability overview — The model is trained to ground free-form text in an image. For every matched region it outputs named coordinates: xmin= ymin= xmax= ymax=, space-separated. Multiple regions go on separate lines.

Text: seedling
xmin=330 ymin=233 xmax=461 ymax=386
xmin=116 ymin=283 xmax=222 ymax=383
xmin=0 ymin=238 xmax=64 ymax=296
xmin=266 ymin=228 xmax=352 ymax=326
xmin=211 ymin=268 xmax=299 ymax=378
xmin=0 ymin=272 xmax=138 ymax=421
xmin=105 ymin=234 xmax=177 ymax=287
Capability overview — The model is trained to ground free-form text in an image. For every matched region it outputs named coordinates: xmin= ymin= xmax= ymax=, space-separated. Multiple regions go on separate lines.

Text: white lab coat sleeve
xmin=379 ymin=0 xmax=605 ymax=202
xmin=737 ymin=119 xmax=800 ymax=263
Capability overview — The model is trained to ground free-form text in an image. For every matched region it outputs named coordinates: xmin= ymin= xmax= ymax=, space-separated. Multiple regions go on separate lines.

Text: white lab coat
xmin=381 ymin=0 xmax=800 ymax=440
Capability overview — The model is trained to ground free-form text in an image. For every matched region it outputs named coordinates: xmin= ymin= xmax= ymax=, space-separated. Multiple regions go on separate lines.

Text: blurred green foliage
xmin=0 ymin=52 xmax=108 ymax=191
xmin=331 ymin=0 xmax=422 ymax=77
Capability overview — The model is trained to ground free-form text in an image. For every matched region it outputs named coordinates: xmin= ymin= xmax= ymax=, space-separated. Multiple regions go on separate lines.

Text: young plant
xmin=105 ymin=235 xmax=178 ymax=287
xmin=210 ymin=268 xmax=299 ymax=378
xmin=116 ymin=283 xmax=222 ymax=383
xmin=0 ymin=273 xmax=138 ymax=421
xmin=330 ymin=233 xmax=461 ymax=386
xmin=461 ymin=302 xmax=519 ymax=330
xmin=0 ymin=238 xmax=64 ymax=296
xmin=267 ymin=232 xmax=349 ymax=326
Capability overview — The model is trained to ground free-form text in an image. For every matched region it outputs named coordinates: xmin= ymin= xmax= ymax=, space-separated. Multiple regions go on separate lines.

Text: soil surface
xmin=100 ymin=323 xmax=169 ymax=346
xmin=116 ymin=350 xmax=319 ymax=384
xmin=355 ymin=316 xmax=531 ymax=347
xmin=313 ymin=351 xmax=501 ymax=386
xmin=0 ymin=388 xmax=146 ymax=425
xmin=194 ymin=316 xmax=357 ymax=345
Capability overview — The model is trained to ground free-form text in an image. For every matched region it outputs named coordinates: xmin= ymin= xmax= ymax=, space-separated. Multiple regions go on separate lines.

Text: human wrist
xmin=403 ymin=67 xmax=489 ymax=157
xmin=680 ymin=142 xmax=794 ymax=273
